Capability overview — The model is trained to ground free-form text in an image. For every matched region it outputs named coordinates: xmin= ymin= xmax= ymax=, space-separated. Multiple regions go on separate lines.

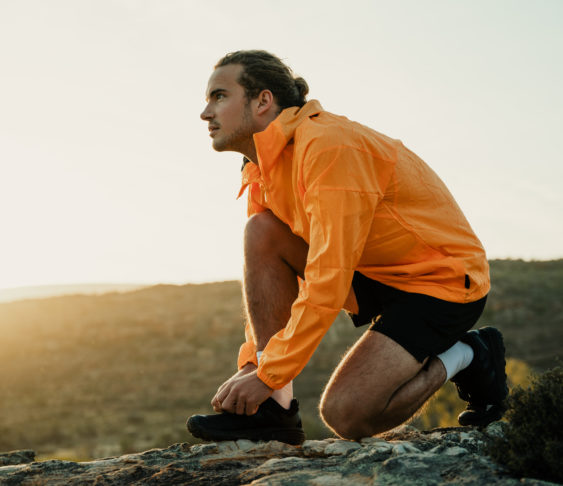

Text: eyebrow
xmin=206 ymin=88 xmax=226 ymax=102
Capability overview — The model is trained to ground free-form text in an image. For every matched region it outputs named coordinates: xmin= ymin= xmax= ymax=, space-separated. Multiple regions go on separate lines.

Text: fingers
xmin=211 ymin=371 xmax=241 ymax=411
xmin=215 ymin=378 xmax=232 ymax=397
xmin=213 ymin=384 xmax=231 ymax=412
xmin=214 ymin=384 xmax=252 ymax=415
xmin=209 ymin=370 xmax=268 ymax=416
xmin=211 ymin=384 xmax=227 ymax=411
xmin=211 ymin=380 xmax=232 ymax=412
xmin=246 ymin=401 xmax=259 ymax=416
xmin=211 ymin=395 xmax=222 ymax=413
xmin=214 ymin=381 xmax=245 ymax=414
xmin=219 ymin=391 xmax=237 ymax=414
xmin=235 ymin=397 xmax=246 ymax=415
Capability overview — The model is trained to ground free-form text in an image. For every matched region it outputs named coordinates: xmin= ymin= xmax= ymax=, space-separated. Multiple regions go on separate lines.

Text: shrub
xmin=488 ymin=367 xmax=563 ymax=483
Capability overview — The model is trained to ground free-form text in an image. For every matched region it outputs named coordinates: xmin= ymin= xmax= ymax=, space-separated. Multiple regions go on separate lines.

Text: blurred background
xmin=1 ymin=261 xmax=561 ymax=460
xmin=0 ymin=0 xmax=561 ymax=460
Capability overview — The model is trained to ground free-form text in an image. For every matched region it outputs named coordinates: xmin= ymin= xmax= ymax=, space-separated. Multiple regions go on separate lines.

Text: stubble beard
xmin=212 ymin=103 xmax=255 ymax=154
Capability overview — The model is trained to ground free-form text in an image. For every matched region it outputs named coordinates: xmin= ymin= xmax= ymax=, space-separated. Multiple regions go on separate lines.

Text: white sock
xmin=437 ymin=341 xmax=474 ymax=383
xmin=257 ymin=351 xmax=293 ymax=409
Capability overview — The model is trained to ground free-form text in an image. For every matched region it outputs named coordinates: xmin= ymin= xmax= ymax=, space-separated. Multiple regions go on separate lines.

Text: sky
xmin=1 ymin=0 xmax=562 ymax=291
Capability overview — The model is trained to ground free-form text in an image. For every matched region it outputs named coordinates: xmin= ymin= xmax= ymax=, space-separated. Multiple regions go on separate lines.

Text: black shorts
xmin=349 ymin=271 xmax=487 ymax=362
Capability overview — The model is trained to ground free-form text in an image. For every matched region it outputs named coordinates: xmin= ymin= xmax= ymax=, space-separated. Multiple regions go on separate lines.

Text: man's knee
xmin=319 ymin=388 xmax=385 ymax=440
xmin=244 ymin=211 xmax=308 ymax=275
xmin=244 ymin=211 xmax=285 ymax=253
xmin=319 ymin=392 xmax=352 ymax=439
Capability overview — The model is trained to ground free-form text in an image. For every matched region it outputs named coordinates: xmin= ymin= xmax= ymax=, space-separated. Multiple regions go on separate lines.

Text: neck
xmin=242 ymin=108 xmax=280 ymax=163
xmin=239 ymin=140 xmax=258 ymax=165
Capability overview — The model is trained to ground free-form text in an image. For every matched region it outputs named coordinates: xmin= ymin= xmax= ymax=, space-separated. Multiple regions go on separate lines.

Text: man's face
xmin=200 ymin=64 xmax=257 ymax=153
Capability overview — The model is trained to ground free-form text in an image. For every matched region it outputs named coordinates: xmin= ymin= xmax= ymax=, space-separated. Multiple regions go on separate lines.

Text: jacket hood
xmin=274 ymin=99 xmax=324 ymax=141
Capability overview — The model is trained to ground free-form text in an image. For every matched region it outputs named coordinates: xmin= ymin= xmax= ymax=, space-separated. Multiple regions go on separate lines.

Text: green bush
xmin=488 ymin=367 xmax=563 ymax=483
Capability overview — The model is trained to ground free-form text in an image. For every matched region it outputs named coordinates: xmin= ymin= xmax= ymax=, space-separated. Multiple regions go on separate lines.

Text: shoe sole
xmin=458 ymin=404 xmax=504 ymax=427
xmin=187 ymin=417 xmax=305 ymax=446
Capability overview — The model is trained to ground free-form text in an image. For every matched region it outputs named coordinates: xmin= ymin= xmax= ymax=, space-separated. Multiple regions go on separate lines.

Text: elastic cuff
xmin=256 ymin=367 xmax=284 ymax=390
xmin=237 ymin=341 xmax=258 ymax=369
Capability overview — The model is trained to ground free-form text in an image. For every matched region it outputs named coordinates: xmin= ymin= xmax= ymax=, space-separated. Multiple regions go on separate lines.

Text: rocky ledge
xmin=0 ymin=423 xmax=559 ymax=485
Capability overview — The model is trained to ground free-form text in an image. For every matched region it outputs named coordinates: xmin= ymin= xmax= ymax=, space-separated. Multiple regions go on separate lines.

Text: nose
xmin=200 ymin=103 xmax=213 ymax=121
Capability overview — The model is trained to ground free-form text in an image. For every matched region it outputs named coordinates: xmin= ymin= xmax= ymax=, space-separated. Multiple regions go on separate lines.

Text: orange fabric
xmin=237 ymin=100 xmax=490 ymax=390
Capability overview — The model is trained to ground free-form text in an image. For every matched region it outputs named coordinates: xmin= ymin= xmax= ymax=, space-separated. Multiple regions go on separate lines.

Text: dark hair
xmin=215 ymin=50 xmax=309 ymax=109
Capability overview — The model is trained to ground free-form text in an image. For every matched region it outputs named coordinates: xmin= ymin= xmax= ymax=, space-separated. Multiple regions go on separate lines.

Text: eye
xmin=216 ymin=93 xmax=225 ymax=101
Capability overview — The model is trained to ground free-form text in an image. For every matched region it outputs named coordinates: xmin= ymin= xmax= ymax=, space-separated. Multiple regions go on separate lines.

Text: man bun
xmin=294 ymin=77 xmax=309 ymax=105
xmin=216 ymin=50 xmax=309 ymax=109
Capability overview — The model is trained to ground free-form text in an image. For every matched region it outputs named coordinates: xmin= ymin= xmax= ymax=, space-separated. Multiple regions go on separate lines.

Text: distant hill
xmin=0 ymin=283 xmax=150 ymax=303
xmin=481 ymin=259 xmax=563 ymax=370
xmin=0 ymin=260 xmax=560 ymax=460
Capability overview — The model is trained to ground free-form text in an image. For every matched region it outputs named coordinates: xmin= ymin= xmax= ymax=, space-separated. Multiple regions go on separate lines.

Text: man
xmin=187 ymin=50 xmax=507 ymax=444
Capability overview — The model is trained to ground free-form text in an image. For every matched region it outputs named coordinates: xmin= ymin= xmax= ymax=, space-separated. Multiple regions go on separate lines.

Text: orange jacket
xmin=237 ymin=100 xmax=489 ymax=390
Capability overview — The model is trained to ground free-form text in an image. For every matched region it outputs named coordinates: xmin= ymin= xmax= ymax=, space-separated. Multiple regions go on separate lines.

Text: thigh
xmin=322 ymin=329 xmax=426 ymax=417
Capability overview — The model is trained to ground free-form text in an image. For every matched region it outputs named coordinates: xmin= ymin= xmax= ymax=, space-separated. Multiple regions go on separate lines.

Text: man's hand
xmin=211 ymin=362 xmax=256 ymax=412
xmin=211 ymin=367 xmax=273 ymax=415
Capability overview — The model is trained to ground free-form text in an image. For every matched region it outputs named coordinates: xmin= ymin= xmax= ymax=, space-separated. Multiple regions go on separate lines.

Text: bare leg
xmin=320 ymin=330 xmax=446 ymax=439
xmin=243 ymin=210 xmax=308 ymax=350
xmin=368 ymin=358 xmax=446 ymax=433
xmin=212 ymin=211 xmax=308 ymax=411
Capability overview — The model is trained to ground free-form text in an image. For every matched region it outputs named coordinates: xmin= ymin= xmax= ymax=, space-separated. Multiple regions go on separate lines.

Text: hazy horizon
xmin=2 ymin=256 xmax=561 ymax=304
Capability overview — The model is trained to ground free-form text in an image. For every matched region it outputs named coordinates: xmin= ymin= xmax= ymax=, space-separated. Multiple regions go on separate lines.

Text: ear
xmin=255 ymin=89 xmax=276 ymax=116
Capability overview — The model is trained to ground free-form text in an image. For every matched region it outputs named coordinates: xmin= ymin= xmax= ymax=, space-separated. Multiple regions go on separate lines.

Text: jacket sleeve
xmin=237 ymin=322 xmax=258 ymax=368
xmin=256 ymin=145 xmax=394 ymax=389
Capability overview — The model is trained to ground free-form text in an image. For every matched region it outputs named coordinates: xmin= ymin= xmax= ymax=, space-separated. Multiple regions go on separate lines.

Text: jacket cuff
xmin=256 ymin=366 xmax=284 ymax=390
xmin=237 ymin=341 xmax=258 ymax=369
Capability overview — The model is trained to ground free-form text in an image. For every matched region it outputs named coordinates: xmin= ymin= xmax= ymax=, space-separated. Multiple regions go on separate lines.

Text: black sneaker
xmin=452 ymin=326 xmax=509 ymax=426
xmin=186 ymin=398 xmax=305 ymax=445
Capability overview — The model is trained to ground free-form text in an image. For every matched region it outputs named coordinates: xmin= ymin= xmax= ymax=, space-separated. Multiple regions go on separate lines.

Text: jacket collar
xmin=253 ymin=100 xmax=324 ymax=173
xmin=237 ymin=100 xmax=323 ymax=199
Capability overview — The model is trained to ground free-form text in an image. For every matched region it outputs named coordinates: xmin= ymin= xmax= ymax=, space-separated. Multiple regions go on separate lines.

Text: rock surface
xmin=0 ymin=451 xmax=35 ymax=467
xmin=0 ymin=424 xmax=559 ymax=485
